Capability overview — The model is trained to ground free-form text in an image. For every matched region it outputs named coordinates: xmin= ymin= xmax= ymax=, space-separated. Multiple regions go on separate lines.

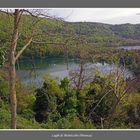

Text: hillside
xmin=1 ymin=13 xmax=140 ymax=58
xmin=39 ymin=20 xmax=140 ymax=45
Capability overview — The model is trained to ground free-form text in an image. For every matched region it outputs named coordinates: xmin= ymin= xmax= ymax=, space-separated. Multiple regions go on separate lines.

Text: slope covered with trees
xmin=1 ymin=12 xmax=140 ymax=58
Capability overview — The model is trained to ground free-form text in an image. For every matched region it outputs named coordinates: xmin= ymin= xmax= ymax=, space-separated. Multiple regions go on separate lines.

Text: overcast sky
xmin=48 ymin=8 xmax=140 ymax=24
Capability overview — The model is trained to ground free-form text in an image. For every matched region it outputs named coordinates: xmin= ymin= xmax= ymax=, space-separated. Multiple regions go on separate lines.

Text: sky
xmin=48 ymin=8 xmax=140 ymax=25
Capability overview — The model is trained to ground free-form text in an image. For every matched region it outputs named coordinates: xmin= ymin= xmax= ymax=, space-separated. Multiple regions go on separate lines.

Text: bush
xmin=0 ymin=107 xmax=41 ymax=129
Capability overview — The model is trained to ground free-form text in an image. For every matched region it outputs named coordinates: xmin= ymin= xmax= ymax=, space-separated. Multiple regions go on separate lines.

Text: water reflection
xmin=119 ymin=46 xmax=140 ymax=50
xmin=16 ymin=58 xmax=133 ymax=86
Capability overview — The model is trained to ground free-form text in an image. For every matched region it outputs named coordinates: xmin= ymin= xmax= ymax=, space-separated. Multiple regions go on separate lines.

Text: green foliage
xmin=59 ymin=78 xmax=79 ymax=117
xmin=16 ymin=115 xmax=41 ymax=129
xmin=41 ymin=120 xmax=58 ymax=129
xmin=0 ymin=47 xmax=7 ymax=67
xmin=34 ymin=76 xmax=64 ymax=123
xmin=57 ymin=118 xmax=72 ymax=129
xmin=16 ymin=80 xmax=36 ymax=120
xmin=0 ymin=78 xmax=9 ymax=108
xmin=81 ymin=70 xmax=128 ymax=128
xmin=0 ymin=12 xmax=140 ymax=129
xmin=1 ymin=12 xmax=140 ymax=60
xmin=111 ymin=24 xmax=137 ymax=39
xmin=33 ymin=76 xmax=94 ymax=129
xmin=60 ymin=77 xmax=70 ymax=92
xmin=42 ymin=115 xmax=94 ymax=129
xmin=0 ymin=71 xmax=140 ymax=129
xmin=0 ymin=108 xmax=11 ymax=128
xmin=43 ymin=75 xmax=65 ymax=98
xmin=119 ymin=50 xmax=140 ymax=75
xmin=0 ymin=107 xmax=41 ymax=129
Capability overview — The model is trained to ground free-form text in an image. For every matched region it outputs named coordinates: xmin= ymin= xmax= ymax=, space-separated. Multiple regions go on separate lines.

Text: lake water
xmin=16 ymin=57 xmax=133 ymax=86
xmin=119 ymin=46 xmax=140 ymax=50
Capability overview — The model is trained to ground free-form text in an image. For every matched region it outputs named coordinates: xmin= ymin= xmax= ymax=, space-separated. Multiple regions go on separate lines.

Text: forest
xmin=0 ymin=9 xmax=140 ymax=129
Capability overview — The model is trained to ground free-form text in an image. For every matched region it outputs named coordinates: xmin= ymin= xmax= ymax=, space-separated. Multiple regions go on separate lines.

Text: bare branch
xmin=0 ymin=9 xmax=14 ymax=16
xmin=22 ymin=9 xmax=59 ymax=20
xmin=88 ymin=90 xmax=112 ymax=119
xmin=15 ymin=37 xmax=32 ymax=61
xmin=32 ymin=40 xmax=65 ymax=46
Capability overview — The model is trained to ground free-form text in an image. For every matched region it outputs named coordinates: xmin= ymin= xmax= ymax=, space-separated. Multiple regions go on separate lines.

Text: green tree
xmin=34 ymin=76 xmax=64 ymax=123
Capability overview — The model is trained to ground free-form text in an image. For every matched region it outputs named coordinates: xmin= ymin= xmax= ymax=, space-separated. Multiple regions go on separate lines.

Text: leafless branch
xmin=88 ymin=90 xmax=112 ymax=119
xmin=15 ymin=37 xmax=32 ymax=61
xmin=0 ymin=9 xmax=14 ymax=16
xmin=32 ymin=40 xmax=65 ymax=45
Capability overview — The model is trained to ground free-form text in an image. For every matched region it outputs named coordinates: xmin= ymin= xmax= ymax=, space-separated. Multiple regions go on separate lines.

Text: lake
xmin=119 ymin=46 xmax=140 ymax=50
xmin=16 ymin=57 xmax=133 ymax=86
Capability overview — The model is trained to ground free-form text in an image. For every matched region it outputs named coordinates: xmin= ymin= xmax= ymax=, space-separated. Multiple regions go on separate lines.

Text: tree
xmin=2 ymin=9 xmax=82 ymax=128
xmin=34 ymin=76 xmax=64 ymax=123
xmin=0 ymin=9 xmax=53 ymax=128
xmin=84 ymin=67 xmax=134 ymax=128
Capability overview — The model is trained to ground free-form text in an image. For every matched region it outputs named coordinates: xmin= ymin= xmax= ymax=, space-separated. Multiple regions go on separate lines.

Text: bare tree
xmin=87 ymin=64 xmax=135 ymax=129
xmin=69 ymin=37 xmax=93 ymax=92
xmin=0 ymin=9 xmax=56 ymax=129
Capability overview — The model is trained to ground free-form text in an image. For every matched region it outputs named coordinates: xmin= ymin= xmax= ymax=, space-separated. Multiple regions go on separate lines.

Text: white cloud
xmin=48 ymin=8 xmax=140 ymax=24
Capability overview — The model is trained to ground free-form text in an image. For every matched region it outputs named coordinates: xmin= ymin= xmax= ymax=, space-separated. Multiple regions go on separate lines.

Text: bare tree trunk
xmin=65 ymin=46 xmax=69 ymax=70
xmin=9 ymin=9 xmax=20 ymax=129
xmin=2 ymin=9 xmax=50 ymax=129
xmin=101 ymin=117 xmax=104 ymax=129
xmin=77 ymin=61 xmax=84 ymax=92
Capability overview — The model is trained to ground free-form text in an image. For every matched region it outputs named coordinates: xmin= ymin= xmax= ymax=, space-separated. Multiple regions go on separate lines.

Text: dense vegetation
xmin=0 ymin=11 xmax=140 ymax=129
xmin=0 ymin=66 xmax=140 ymax=129
xmin=1 ymin=12 xmax=140 ymax=59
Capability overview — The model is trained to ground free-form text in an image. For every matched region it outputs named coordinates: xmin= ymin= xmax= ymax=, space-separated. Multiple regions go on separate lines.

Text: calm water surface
xmin=16 ymin=57 xmax=133 ymax=86
xmin=119 ymin=46 xmax=140 ymax=50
